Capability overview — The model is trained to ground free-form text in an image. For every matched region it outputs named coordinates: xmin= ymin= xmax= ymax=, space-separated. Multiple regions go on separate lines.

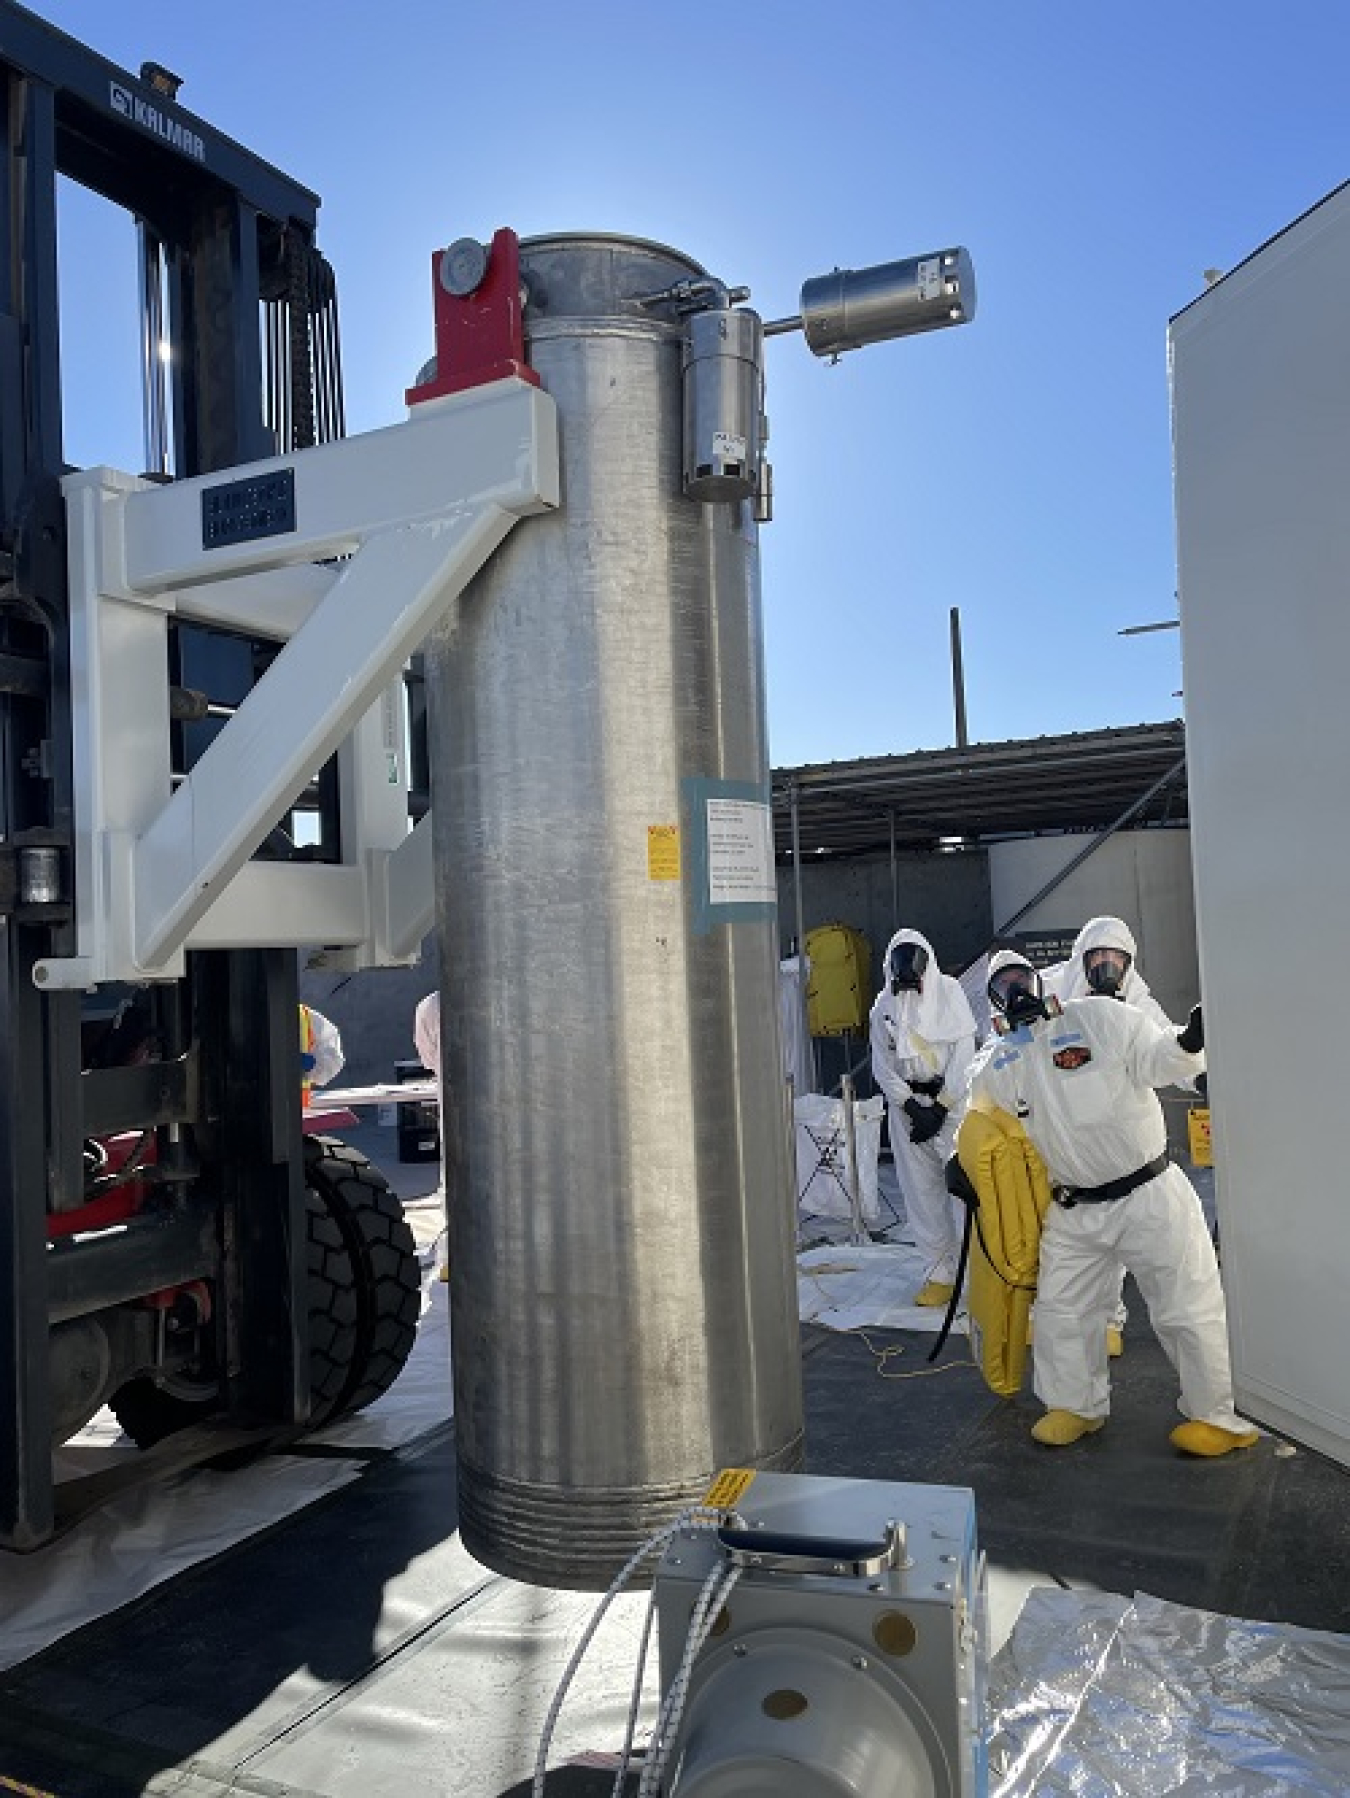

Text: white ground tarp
xmin=1 ymin=1256 xmax=453 ymax=1672
xmin=798 ymin=1241 xmax=969 ymax=1336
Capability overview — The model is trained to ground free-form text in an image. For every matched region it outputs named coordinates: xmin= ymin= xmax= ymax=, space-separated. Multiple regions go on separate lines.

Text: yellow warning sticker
xmin=1188 ymin=1106 xmax=1212 ymax=1168
xmin=703 ymin=1466 xmax=756 ymax=1510
xmin=647 ymin=824 xmax=681 ymax=881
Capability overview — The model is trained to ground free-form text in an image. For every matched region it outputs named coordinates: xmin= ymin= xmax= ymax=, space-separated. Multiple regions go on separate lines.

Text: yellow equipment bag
xmin=956 ymin=1105 xmax=1053 ymax=1397
xmin=804 ymin=922 xmax=871 ymax=1036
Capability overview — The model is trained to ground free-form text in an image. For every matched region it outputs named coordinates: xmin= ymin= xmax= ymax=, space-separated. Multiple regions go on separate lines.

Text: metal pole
xmin=138 ymin=226 xmax=169 ymax=478
xmin=783 ymin=1072 xmax=801 ymax=1249
xmin=950 ymin=606 xmax=969 ymax=749
xmin=788 ymin=781 xmax=817 ymax=1092
xmin=840 ymin=1074 xmax=866 ymax=1245
xmin=789 ymin=778 xmax=806 ymax=958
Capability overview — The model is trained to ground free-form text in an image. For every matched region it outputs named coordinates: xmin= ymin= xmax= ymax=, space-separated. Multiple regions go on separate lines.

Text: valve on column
xmin=405 ymin=227 xmax=541 ymax=406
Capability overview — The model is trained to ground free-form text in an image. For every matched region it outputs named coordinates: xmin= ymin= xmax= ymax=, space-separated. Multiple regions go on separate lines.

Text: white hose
xmin=637 ymin=1561 xmax=743 ymax=1798
xmin=531 ymin=1508 xmax=721 ymax=1798
xmin=611 ymin=1581 xmax=660 ymax=1797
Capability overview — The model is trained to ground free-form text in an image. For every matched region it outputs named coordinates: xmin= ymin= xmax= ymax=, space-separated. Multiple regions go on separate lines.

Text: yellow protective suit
xmin=956 ymin=1103 xmax=1053 ymax=1397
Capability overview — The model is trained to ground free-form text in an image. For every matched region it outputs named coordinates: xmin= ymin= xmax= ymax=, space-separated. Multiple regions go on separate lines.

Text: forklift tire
xmin=110 ymin=1137 xmax=421 ymax=1449
xmin=303 ymin=1133 xmax=421 ymax=1424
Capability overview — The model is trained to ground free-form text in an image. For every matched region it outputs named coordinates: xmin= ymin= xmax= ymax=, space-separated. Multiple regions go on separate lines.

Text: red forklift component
xmin=47 ymin=1131 xmax=154 ymax=1240
xmin=139 ymin=1280 xmax=212 ymax=1323
xmin=405 ymin=227 xmax=540 ymax=405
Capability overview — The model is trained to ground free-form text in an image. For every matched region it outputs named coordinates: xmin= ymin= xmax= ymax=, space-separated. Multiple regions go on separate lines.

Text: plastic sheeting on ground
xmin=988 ymin=1586 xmax=1350 ymax=1796
xmin=798 ymin=1241 xmax=969 ymax=1336
xmin=3 ymin=1259 xmax=454 ymax=1673
xmin=0 ymin=1453 xmax=365 ymax=1672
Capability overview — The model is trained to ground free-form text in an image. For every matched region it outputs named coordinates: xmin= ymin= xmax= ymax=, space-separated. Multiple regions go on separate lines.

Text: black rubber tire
xmin=107 ymin=1375 xmax=219 ymax=1451
xmin=303 ymin=1133 xmax=421 ymax=1425
xmin=110 ymin=1138 xmax=421 ymax=1448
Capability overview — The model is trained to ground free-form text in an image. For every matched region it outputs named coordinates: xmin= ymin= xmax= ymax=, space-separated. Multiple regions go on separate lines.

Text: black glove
xmin=1177 ymin=1003 xmax=1203 ymax=1054
xmin=945 ymin=1154 xmax=978 ymax=1206
xmin=904 ymin=1096 xmax=947 ymax=1144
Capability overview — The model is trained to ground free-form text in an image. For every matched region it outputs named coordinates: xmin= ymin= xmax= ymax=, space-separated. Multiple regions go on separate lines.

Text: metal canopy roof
xmin=771 ymin=720 xmax=1188 ymax=860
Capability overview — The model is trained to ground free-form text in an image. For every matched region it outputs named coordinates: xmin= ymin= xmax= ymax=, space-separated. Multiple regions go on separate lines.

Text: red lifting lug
xmin=405 ymin=226 xmax=541 ymax=406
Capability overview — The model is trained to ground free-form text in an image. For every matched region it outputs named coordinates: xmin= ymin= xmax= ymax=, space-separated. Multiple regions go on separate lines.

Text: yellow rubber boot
xmin=1031 ymin=1409 xmax=1105 ymax=1446
xmin=915 ymin=1279 xmax=956 ymax=1308
xmin=1106 ymin=1326 xmax=1124 ymax=1358
xmin=1170 ymin=1421 xmax=1259 ymax=1457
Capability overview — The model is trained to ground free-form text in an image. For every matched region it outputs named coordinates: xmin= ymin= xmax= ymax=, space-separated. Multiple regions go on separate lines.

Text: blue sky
xmin=34 ymin=1 xmax=1350 ymax=764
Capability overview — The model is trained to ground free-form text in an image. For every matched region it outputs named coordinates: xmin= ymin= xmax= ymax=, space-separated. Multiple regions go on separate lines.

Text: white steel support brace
xmin=37 ymin=376 xmax=559 ymax=990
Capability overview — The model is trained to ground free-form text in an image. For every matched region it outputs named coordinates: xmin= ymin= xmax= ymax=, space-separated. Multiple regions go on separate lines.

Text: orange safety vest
xmin=299 ymin=1004 xmax=316 ymax=1107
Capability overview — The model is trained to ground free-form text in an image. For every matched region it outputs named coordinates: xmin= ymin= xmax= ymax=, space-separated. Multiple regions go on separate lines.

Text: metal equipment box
xmin=654 ymin=1471 xmax=986 ymax=1796
xmin=395 ymin=1059 xmax=440 ymax=1163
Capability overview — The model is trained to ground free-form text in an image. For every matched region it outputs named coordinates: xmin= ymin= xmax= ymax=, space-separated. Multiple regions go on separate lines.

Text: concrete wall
xmin=776 ymin=847 xmax=993 ymax=987
xmin=300 ymin=943 xmax=438 ymax=1089
xmin=987 ymin=828 xmax=1198 ymax=1021
xmin=988 ymin=827 xmax=1200 ymax=1156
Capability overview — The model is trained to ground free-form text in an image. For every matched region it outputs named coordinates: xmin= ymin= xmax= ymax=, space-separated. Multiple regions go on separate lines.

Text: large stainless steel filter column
xmin=425 ymin=236 xmax=804 ymax=1588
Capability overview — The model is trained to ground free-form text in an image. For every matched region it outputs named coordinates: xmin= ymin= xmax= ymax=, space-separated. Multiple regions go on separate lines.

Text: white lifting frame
xmin=37 ymin=376 xmax=559 ymax=990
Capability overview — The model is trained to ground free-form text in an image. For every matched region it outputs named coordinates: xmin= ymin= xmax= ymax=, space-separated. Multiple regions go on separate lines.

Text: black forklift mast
xmin=0 ymin=1 xmax=343 ymax=1548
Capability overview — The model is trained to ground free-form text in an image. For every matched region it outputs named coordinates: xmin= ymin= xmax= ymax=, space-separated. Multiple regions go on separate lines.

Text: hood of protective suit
xmin=989 ymin=948 xmax=1036 ymax=980
xmin=1060 ymin=916 xmax=1156 ymax=1008
xmin=875 ymin=928 xmax=976 ymax=1043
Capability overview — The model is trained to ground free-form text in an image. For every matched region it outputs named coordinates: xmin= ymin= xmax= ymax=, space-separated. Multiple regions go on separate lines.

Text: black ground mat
xmin=3 ymin=1300 xmax=1350 ymax=1795
xmin=0 ymin=1427 xmax=467 ymax=1794
xmin=801 ymin=1299 xmax=1350 ymax=1634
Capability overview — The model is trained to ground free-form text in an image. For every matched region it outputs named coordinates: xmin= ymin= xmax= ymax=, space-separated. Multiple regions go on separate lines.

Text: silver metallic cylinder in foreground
xmin=425 ymin=234 xmax=805 ymax=1589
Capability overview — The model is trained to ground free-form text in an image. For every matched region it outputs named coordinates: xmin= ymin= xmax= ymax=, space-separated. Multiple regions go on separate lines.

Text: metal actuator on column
xmin=407 ymin=232 xmax=975 ymax=517
xmin=631 ymin=243 xmax=977 ymax=513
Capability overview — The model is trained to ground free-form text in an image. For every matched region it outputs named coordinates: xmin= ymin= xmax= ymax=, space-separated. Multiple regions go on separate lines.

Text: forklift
xmin=0 ymin=2 xmax=421 ymax=1551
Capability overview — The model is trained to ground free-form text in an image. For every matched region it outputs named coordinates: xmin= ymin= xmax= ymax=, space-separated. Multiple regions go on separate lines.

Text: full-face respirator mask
xmin=888 ymin=941 xmax=929 ymax=996
xmin=1083 ymin=945 xmax=1132 ymax=998
xmin=988 ymin=960 xmax=1059 ymax=1034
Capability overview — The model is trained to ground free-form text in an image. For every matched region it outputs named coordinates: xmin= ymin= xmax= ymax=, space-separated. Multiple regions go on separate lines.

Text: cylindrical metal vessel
xmin=800 ymin=246 xmax=976 ymax=357
xmin=682 ymin=305 xmax=764 ymax=502
xmin=426 ymin=235 xmax=805 ymax=1589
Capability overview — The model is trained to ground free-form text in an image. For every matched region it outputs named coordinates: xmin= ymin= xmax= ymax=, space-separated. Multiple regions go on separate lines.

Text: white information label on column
xmin=707 ymin=799 xmax=776 ymax=904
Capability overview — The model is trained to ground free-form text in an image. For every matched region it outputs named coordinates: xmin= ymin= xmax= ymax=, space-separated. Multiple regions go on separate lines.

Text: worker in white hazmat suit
xmin=299 ymin=1004 xmax=344 ymax=1106
xmin=869 ymin=928 xmax=977 ymax=1307
xmin=1041 ymin=916 xmax=1199 ymax=1356
xmin=971 ymin=951 xmax=1256 ymax=1456
xmin=414 ymin=989 xmax=441 ymax=1080
xmin=1042 ymin=915 xmax=1181 ymax=1032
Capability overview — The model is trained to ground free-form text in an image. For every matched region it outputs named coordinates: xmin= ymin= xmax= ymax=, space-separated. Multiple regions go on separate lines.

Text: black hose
xmin=928 ymin=1200 xmax=974 ymax=1364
